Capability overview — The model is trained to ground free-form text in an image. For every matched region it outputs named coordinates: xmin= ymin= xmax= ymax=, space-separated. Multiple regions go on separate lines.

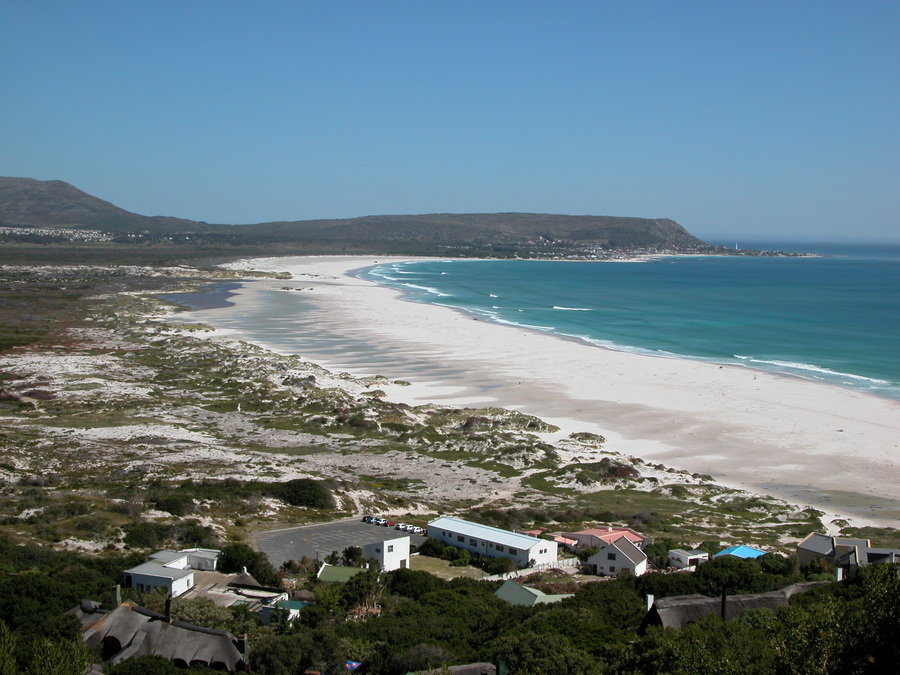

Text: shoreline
xmin=177 ymin=255 xmax=900 ymax=529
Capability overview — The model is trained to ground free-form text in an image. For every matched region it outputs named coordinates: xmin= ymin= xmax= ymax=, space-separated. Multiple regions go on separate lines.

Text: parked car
xmin=373 ymin=517 xmax=388 ymax=526
xmin=384 ymin=520 xmax=397 ymax=527
xmin=362 ymin=515 xmax=375 ymax=523
xmin=412 ymin=526 xmax=425 ymax=535
xmin=395 ymin=523 xmax=409 ymax=531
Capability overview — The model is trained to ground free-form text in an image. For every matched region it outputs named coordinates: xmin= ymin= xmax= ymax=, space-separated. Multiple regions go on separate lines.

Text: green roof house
xmin=316 ymin=562 xmax=365 ymax=583
xmin=494 ymin=580 xmax=573 ymax=607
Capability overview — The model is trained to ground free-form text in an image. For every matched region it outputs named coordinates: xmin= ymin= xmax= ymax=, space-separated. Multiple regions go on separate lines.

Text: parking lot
xmin=254 ymin=517 xmax=428 ymax=569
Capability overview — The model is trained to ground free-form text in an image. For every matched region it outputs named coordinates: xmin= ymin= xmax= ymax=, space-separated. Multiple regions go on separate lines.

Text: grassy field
xmin=410 ymin=554 xmax=487 ymax=580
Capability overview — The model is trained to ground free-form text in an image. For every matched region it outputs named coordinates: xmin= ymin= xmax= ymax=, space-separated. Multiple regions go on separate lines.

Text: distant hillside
xmin=0 ymin=177 xmax=202 ymax=233
xmin=0 ymin=177 xmax=714 ymax=261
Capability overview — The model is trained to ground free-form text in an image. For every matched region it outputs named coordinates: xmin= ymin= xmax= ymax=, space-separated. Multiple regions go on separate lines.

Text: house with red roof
xmin=566 ymin=526 xmax=651 ymax=551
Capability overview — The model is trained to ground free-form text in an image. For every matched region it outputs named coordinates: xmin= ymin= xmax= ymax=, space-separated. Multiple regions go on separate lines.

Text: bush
xmin=122 ymin=522 xmax=170 ymax=549
xmin=269 ymin=479 xmax=334 ymax=509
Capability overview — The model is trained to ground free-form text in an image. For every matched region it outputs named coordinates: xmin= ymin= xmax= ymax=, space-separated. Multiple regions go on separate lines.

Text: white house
xmin=668 ymin=549 xmax=709 ymax=570
xmin=427 ymin=516 xmax=557 ymax=568
xmin=124 ymin=548 xmax=220 ymax=597
xmin=586 ymin=538 xmax=647 ymax=577
xmin=363 ymin=536 xmax=411 ymax=572
xmin=567 ymin=526 xmax=651 ymax=550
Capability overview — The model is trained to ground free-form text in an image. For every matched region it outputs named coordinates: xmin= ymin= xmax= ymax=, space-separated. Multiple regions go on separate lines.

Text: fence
xmin=480 ymin=556 xmax=581 ymax=581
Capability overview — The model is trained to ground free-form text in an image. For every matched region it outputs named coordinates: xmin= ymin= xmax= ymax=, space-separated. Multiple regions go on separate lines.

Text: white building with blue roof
xmin=714 ymin=545 xmax=767 ymax=560
xmin=427 ymin=516 xmax=557 ymax=567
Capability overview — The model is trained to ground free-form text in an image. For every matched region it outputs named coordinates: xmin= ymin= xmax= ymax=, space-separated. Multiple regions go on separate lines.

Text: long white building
xmin=427 ymin=516 xmax=557 ymax=568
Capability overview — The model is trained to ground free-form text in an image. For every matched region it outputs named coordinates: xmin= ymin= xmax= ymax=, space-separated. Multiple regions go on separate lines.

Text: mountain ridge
xmin=0 ymin=176 xmax=714 ymax=259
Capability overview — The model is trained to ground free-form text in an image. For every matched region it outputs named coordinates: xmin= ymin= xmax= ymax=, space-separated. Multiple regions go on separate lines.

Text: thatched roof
xmin=228 ymin=570 xmax=264 ymax=589
xmin=68 ymin=600 xmax=245 ymax=671
xmin=640 ymin=582 xmax=830 ymax=633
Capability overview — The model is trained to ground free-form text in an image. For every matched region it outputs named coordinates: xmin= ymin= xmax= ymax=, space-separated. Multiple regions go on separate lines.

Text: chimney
xmin=237 ymin=633 xmax=250 ymax=672
xmin=645 ymin=594 xmax=654 ymax=612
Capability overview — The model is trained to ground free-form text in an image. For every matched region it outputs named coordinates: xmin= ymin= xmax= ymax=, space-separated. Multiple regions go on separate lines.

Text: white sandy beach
xmin=190 ymin=256 xmax=900 ymax=528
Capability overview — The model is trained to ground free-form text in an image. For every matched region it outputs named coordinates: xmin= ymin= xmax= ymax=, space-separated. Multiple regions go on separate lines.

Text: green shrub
xmin=268 ymin=479 xmax=334 ymax=509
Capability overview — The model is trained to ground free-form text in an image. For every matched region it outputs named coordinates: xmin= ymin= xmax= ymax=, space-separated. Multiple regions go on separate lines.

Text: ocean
xmin=359 ymin=242 xmax=900 ymax=401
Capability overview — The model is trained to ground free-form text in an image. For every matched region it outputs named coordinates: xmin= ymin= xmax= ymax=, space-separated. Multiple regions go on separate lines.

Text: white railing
xmin=480 ymin=557 xmax=580 ymax=581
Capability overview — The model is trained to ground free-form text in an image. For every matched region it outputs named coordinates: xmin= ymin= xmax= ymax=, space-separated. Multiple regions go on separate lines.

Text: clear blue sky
xmin=2 ymin=1 xmax=898 ymax=241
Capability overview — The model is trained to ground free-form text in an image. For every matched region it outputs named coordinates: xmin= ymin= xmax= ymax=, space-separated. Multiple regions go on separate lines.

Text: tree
xmin=491 ymin=631 xmax=599 ymax=674
xmin=340 ymin=568 xmax=381 ymax=611
xmin=384 ymin=569 xmax=446 ymax=600
xmin=341 ymin=546 xmax=364 ymax=567
xmin=106 ymin=656 xmax=184 ymax=674
xmin=387 ymin=643 xmax=453 ymax=673
xmin=26 ymin=636 xmax=94 ymax=675
xmin=620 ymin=614 xmax=776 ymax=674
xmin=218 ymin=542 xmax=281 ymax=588
xmin=0 ymin=622 xmax=17 ymax=674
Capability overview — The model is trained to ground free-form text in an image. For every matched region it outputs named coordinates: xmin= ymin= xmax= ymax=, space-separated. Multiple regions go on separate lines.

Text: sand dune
xmin=190 ymin=256 xmax=900 ymax=528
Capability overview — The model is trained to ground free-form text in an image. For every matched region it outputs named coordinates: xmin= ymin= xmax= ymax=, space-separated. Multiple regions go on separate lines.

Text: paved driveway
xmin=254 ymin=518 xmax=427 ymax=568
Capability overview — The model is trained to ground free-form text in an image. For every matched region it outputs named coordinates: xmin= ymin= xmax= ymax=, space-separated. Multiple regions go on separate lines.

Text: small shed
xmin=668 ymin=549 xmax=709 ymax=570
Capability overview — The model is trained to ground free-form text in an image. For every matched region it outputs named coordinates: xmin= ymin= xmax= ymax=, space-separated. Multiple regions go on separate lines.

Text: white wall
xmin=363 ymin=537 xmax=410 ymax=572
xmin=587 ymin=545 xmax=646 ymax=577
xmin=426 ymin=524 xmax=557 ymax=567
xmin=129 ymin=571 xmax=194 ymax=597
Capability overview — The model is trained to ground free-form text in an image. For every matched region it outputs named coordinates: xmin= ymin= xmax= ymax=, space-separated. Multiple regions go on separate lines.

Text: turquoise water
xmin=360 ymin=244 xmax=900 ymax=400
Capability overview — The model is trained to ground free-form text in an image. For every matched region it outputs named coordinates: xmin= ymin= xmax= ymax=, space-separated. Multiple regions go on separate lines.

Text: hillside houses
xmin=797 ymin=532 xmax=900 ymax=571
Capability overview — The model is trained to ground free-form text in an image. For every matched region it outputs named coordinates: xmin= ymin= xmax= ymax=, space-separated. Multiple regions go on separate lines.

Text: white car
xmin=373 ymin=517 xmax=388 ymax=526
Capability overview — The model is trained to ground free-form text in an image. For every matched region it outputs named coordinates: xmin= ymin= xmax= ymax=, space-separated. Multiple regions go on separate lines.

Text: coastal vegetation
xmin=0 ymin=534 xmax=896 ymax=673
xmin=0 ymin=265 xmax=829 ymax=554
xmin=0 ymin=261 xmax=896 ymax=672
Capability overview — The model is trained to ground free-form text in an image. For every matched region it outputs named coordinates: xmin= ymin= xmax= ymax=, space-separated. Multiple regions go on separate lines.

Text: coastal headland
xmin=191 ymin=256 xmax=900 ymax=528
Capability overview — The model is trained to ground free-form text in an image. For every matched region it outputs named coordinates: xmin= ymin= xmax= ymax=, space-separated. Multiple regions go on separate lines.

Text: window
xmin=457 ymin=535 xmax=464 ymax=542
xmin=607 ymin=553 xmax=616 ymax=560
xmin=470 ymin=538 xmax=477 ymax=546
xmin=609 ymin=566 xmax=615 ymax=573
xmin=387 ymin=545 xmax=394 ymax=553
xmin=508 ymin=548 xmax=517 ymax=555
xmin=496 ymin=545 xmax=504 ymax=552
